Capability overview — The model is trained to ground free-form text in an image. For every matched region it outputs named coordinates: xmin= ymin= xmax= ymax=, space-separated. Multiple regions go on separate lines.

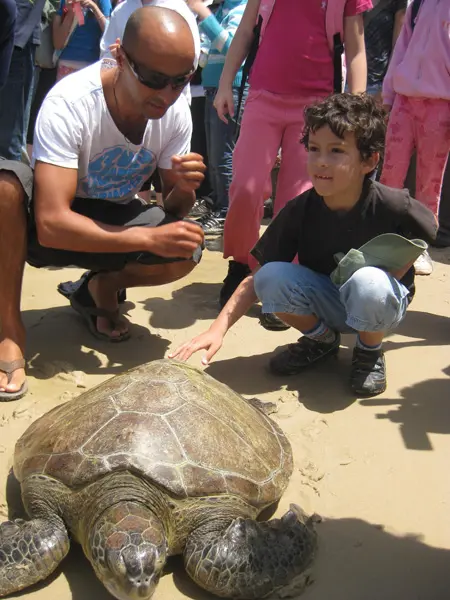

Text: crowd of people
xmin=0 ymin=0 xmax=448 ymax=402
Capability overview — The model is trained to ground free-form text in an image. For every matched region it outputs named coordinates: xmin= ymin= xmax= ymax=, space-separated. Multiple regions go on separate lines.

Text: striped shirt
xmin=199 ymin=0 xmax=247 ymax=89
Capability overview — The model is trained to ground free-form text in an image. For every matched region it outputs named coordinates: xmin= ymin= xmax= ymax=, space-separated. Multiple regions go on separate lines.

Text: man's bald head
xmin=122 ymin=6 xmax=195 ymax=70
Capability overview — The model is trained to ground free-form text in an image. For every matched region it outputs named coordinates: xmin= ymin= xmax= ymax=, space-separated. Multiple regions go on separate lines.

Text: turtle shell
xmin=14 ymin=360 xmax=292 ymax=508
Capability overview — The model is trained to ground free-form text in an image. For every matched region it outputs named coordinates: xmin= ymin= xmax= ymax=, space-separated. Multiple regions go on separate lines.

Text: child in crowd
xmin=214 ymin=0 xmax=372 ymax=315
xmin=170 ymin=94 xmax=437 ymax=397
xmin=187 ymin=0 xmax=247 ymax=235
xmin=364 ymin=0 xmax=407 ymax=101
xmin=380 ymin=0 xmax=450 ymax=275
xmin=53 ymin=0 xmax=112 ymax=80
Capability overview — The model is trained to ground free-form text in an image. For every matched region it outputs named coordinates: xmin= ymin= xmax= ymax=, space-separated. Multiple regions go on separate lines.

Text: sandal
xmin=57 ymin=271 xmax=127 ymax=304
xmin=69 ymin=274 xmax=130 ymax=343
xmin=0 ymin=359 xmax=28 ymax=401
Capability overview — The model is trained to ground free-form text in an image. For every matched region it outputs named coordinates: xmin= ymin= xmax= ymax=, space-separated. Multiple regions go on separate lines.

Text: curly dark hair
xmin=301 ymin=93 xmax=386 ymax=161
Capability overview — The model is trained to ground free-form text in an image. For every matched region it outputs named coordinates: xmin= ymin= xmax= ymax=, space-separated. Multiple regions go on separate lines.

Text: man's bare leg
xmin=0 ymin=172 xmax=27 ymax=393
xmin=88 ymin=260 xmax=196 ymax=338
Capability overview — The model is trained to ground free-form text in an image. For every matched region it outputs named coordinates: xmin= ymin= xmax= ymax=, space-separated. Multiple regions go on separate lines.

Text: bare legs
xmin=0 ymin=172 xmax=27 ymax=393
xmin=88 ymin=260 xmax=197 ymax=338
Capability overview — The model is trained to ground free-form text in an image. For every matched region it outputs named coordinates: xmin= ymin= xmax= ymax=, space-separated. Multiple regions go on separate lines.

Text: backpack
xmin=410 ymin=0 xmax=424 ymax=29
xmin=235 ymin=0 xmax=347 ymax=136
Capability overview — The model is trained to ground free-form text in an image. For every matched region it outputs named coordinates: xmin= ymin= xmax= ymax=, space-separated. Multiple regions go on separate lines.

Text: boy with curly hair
xmin=170 ymin=94 xmax=437 ymax=396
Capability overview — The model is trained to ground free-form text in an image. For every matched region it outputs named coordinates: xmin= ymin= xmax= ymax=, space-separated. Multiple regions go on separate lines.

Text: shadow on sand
xmin=22 ymin=303 xmax=170 ymax=380
xmin=6 ymin=495 xmax=449 ymax=600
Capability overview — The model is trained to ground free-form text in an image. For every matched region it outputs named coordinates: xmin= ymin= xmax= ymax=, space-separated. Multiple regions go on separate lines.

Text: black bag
xmin=234 ymin=15 xmax=263 ymax=140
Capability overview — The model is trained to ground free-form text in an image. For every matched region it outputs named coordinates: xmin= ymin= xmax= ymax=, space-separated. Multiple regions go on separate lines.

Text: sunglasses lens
xmin=143 ymin=74 xmax=170 ymax=90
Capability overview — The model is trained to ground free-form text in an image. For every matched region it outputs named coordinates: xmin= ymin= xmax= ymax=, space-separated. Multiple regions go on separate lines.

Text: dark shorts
xmin=0 ymin=159 xmax=202 ymax=272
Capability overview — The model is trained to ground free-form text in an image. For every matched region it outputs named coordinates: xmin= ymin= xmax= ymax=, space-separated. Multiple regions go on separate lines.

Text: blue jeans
xmin=254 ymin=263 xmax=410 ymax=333
xmin=204 ymin=86 xmax=247 ymax=214
xmin=0 ymin=42 xmax=37 ymax=161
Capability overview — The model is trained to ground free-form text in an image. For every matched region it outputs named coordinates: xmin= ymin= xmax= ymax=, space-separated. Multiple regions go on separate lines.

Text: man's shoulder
xmin=160 ymin=94 xmax=192 ymax=132
xmin=109 ymin=0 xmax=141 ymax=22
xmin=45 ymin=62 xmax=103 ymax=108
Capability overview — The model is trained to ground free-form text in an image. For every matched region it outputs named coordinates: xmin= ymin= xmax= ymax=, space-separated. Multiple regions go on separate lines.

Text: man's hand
xmin=171 ymin=153 xmax=206 ymax=194
xmin=214 ymin=84 xmax=235 ymax=123
xmin=146 ymin=221 xmax=204 ymax=258
xmin=168 ymin=327 xmax=225 ymax=365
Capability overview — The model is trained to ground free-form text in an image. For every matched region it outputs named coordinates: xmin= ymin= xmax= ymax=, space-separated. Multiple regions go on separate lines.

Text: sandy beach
xmin=1 ymin=242 xmax=449 ymax=600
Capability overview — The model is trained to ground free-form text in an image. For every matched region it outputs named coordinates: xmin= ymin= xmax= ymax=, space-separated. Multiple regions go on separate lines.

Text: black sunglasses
xmin=122 ymin=48 xmax=195 ymax=90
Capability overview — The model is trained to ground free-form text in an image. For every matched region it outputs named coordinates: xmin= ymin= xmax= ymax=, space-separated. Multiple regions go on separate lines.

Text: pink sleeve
xmin=382 ymin=1 xmax=413 ymax=106
xmin=344 ymin=0 xmax=372 ymax=17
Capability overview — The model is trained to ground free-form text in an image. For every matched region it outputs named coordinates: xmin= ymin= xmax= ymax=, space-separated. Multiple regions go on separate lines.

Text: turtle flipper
xmin=0 ymin=517 xmax=70 ymax=597
xmin=184 ymin=504 xmax=317 ymax=599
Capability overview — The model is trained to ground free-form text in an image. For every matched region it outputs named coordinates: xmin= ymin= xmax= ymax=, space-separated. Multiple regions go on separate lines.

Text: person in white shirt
xmin=100 ymin=0 xmax=201 ymax=103
xmin=0 ymin=6 xmax=205 ymax=401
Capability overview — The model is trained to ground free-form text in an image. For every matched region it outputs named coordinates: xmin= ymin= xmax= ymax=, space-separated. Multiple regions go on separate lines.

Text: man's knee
xmin=0 ymin=170 xmax=26 ymax=207
xmin=130 ymin=258 xmax=197 ymax=284
xmin=164 ymin=259 xmax=197 ymax=282
xmin=341 ymin=266 xmax=408 ymax=330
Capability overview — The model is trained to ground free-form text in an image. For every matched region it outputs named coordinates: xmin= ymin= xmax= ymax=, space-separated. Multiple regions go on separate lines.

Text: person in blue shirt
xmin=53 ymin=0 xmax=112 ymax=80
xmin=187 ymin=0 xmax=247 ymax=235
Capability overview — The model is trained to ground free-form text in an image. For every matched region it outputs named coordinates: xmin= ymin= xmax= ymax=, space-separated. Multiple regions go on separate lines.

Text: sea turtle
xmin=0 ymin=360 xmax=317 ymax=599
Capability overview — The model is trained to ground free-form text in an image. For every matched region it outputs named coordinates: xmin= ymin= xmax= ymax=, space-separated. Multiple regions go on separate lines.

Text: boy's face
xmin=306 ymin=125 xmax=377 ymax=199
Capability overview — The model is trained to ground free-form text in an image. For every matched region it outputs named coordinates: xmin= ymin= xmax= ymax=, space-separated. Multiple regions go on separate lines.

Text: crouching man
xmin=0 ymin=6 xmax=205 ymax=400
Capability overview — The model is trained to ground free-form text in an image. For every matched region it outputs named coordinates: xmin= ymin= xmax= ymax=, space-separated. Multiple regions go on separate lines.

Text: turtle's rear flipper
xmin=0 ymin=517 xmax=70 ymax=596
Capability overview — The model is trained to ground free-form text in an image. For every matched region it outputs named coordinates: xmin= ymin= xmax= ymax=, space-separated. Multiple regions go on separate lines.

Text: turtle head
xmin=87 ymin=501 xmax=167 ymax=600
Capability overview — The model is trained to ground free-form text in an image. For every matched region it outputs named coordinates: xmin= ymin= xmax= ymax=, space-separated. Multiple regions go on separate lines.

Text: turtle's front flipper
xmin=184 ymin=504 xmax=318 ymax=599
xmin=0 ymin=516 xmax=70 ymax=597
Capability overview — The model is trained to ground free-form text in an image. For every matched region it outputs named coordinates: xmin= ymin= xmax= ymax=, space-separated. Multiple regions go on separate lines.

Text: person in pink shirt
xmin=214 ymin=0 xmax=372 ymax=322
xmin=381 ymin=0 xmax=450 ymax=276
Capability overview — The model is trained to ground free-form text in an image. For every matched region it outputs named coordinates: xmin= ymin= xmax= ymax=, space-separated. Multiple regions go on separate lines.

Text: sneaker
xmin=198 ymin=212 xmax=226 ymax=235
xmin=269 ymin=334 xmax=341 ymax=376
xmin=259 ymin=312 xmax=290 ymax=331
xmin=219 ymin=260 xmax=251 ymax=308
xmin=189 ymin=197 xmax=213 ymax=219
xmin=414 ymin=250 xmax=433 ymax=276
xmin=350 ymin=347 xmax=386 ymax=396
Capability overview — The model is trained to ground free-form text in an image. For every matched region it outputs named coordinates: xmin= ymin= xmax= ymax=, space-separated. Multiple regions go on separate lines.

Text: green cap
xmin=330 ymin=233 xmax=428 ymax=286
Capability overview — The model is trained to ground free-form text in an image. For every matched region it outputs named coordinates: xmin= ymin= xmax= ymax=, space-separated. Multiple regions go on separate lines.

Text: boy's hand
xmin=168 ymin=328 xmax=224 ymax=365
xmin=172 ymin=153 xmax=206 ymax=194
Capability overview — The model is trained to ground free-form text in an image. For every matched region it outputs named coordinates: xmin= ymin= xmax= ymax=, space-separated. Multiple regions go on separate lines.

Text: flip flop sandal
xmin=69 ymin=275 xmax=130 ymax=343
xmin=57 ymin=271 xmax=127 ymax=304
xmin=0 ymin=359 xmax=28 ymax=402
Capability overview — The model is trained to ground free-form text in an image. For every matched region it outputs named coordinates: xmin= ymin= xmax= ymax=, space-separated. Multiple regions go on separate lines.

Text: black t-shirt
xmin=365 ymin=0 xmax=408 ymax=87
xmin=251 ymin=181 xmax=437 ymax=296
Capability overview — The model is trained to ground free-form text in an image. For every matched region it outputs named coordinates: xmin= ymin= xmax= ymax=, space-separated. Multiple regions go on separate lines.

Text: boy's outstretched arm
xmin=169 ymin=268 xmax=259 ymax=365
xmin=344 ymin=14 xmax=367 ymax=94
